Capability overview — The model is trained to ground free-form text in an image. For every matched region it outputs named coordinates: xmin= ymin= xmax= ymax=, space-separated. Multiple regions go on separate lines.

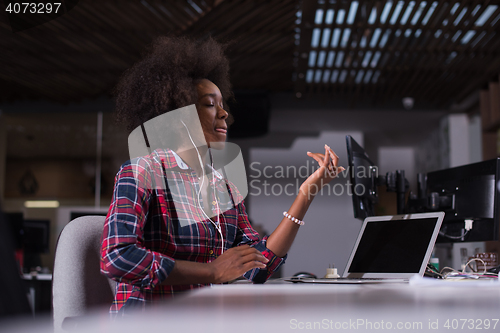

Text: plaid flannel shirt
xmin=100 ymin=149 xmax=285 ymax=315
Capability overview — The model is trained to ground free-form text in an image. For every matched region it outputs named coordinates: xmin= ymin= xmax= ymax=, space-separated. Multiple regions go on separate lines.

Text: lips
xmin=215 ymin=127 xmax=227 ymax=134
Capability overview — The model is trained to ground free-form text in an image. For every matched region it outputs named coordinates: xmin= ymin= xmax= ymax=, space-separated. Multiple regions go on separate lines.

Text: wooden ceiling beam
xmin=186 ymin=0 xmax=241 ymax=35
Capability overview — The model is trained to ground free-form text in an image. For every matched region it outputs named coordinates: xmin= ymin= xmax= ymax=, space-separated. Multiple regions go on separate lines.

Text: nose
xmin=217 ymin=106 xmax=228 ymax=120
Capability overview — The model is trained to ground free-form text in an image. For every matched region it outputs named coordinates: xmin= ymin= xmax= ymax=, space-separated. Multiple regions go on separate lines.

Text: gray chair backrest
xmin=52 ymin=215 xmax=116 ymax=332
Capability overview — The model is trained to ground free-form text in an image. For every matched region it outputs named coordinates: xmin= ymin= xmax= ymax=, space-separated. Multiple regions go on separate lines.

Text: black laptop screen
xmin=348 ymin=218 xmax=438 ymax=273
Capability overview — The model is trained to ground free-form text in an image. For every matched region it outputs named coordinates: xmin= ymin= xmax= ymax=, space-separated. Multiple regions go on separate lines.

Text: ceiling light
xmin=402 ymin=97 xmax=414 ymax=110
xmin=24 ymin=200 xmax=60 ymax=208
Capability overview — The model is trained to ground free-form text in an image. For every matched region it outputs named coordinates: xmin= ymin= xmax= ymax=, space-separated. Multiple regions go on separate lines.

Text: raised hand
xmin=301 ymin=144 xmax=345 ymax=198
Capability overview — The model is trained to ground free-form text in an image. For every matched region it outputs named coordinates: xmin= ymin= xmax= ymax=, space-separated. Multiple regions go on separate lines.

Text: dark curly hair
xmin=114 ymin=36 xmax=233 ymax=132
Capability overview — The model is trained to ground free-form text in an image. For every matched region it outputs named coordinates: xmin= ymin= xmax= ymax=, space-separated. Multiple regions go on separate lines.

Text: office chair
xmin=52 ymin=215 xmax=116 ymax=332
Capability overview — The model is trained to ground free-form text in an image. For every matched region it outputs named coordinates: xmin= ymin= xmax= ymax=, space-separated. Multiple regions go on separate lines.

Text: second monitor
xmin=345 ymin=135 xmax=500 ymax=243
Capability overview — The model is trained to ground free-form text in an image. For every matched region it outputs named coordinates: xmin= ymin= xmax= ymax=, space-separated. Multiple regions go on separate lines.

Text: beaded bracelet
xmin=283 ymin=211 xmax=305 ymax=226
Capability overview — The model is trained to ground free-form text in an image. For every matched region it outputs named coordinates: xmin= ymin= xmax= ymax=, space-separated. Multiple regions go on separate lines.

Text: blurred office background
xmin=1 ymin=0 xmax=500 ymax=315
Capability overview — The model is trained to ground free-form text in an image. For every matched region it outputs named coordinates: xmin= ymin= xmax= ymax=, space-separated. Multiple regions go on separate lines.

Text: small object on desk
xmin=324 ymin=264 xmax=340 ymax=278
xmin=424 ymin=264 xmax=443 ymax=279
xmin=292 ymin=271 xmax=317 ymax=279
xmin=487 ymin=264 xmax=500 ymax=274
xmin=429 ymin=257 xmax=439 ymax=271
xmin=474 ymin=252 xmax=498 ymax=271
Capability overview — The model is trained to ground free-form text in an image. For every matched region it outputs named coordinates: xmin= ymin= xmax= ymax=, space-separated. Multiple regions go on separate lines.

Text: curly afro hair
xmin=114 ymin=36 xmax=233 ymax=132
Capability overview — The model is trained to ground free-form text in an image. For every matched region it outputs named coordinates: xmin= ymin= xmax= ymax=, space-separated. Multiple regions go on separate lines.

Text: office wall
xmin=469 ymin=114 xmax=483 ymax=164
xmin=4 ymin=158 xmax=113 ymax=199
xmin=378 ymin=147 xmax=416 ymax=190
xmin=448 ymin=114 xmax=471 ymax=168
xmin=415 ymin=113 xmax=482 ymax=174
xmin=2 ymin=111 xmax=129 ymax=207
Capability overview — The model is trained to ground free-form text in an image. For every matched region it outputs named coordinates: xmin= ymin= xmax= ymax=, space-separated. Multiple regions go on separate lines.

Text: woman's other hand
xmin=208 ymin=245 xmax=269 ymax=283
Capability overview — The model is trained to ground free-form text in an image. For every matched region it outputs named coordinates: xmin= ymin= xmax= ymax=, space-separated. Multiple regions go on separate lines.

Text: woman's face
xmin=195 ymin=79 xmax=228 ymax=148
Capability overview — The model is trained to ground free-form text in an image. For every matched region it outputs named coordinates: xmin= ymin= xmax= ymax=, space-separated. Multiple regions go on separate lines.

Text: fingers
xmin=243 ymin=261 xmax=267 ymax=272
xmin=323 ymin=144 xmax=331 ymax=167
xmin=210 ymin=245 xmax=270 ymax=283
xmin=306 ymin=151 xmax=324 ymax=165
xmin=308 ymin=145 xmax=345 ymax=178
xmin=323 ymin=145 xmax=337 ymax=176
xmin=241 ymin=251 xmax=269 ymax=265
xmin=233 ymin=247 xmax=268 ymax=273
xmin=326 ymin=144 xmax=339 ymax=166
xmin=226 ymin=245 xmax=269 ymax=265
xmin=242 ymin=259 xmax=268 ymax=271
xmin=308 ymin=145 xmax=339 ymax=168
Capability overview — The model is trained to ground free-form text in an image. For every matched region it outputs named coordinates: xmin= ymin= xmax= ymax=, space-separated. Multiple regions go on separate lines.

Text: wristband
xmin=283 ymin=211 xmax=305 ymax=226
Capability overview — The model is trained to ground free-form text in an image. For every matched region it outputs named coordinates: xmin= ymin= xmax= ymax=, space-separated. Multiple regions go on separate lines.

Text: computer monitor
xmin=5 ymin=212 xmax=24 ymax=250
xmin=345 ymin=135 xmax=499 ymax=244
xmin=346 ymin=135 xmax=379 ymax=220
xmin=427 ymin=158 xmax=500 ymax=243
xmin=23 ymin=219 xmax=50 ymax=254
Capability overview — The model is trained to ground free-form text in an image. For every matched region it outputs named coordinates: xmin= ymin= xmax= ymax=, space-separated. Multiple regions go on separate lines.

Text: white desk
xmin=3 ymin=279 xmax=500 ymax=333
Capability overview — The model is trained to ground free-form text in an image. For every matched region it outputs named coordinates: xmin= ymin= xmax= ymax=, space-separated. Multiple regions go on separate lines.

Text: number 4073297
xmin=5 ymin=3 xmax=62 ymax=14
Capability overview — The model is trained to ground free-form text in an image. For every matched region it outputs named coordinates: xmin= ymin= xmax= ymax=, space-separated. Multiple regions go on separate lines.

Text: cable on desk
xmin=464 ymin=258 xmax=487 ymax=275
xmin=438 ymin=258 xmax=498 ymax=280
xmin=425 ymin=264 xmax=443 ymax=279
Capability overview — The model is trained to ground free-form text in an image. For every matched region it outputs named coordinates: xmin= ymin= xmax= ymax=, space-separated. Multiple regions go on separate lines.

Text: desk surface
xmin=4 ymin=279 xmax=500 ymax=333
xmin=22 ymin=273 xmax=52 ymax=281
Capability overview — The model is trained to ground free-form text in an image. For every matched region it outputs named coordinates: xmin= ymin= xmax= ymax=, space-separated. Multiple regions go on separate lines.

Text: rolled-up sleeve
xmin=234 ymin=202 xmax=287 ymax=283
xmin=100 ymin=159 xmax=175 ymax=290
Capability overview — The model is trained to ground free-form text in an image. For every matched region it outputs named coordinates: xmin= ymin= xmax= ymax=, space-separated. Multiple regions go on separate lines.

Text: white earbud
xmin=181 ymin=120 xmax=224 ymax=254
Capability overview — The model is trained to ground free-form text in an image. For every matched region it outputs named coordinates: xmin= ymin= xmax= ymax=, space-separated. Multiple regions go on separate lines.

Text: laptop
xmin=288 ymin=212 xmax=445 ymax=284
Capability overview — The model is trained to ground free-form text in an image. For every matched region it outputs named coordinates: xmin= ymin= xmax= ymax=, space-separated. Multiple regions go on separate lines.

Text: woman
xmin=100 ymin=36 xmax=344 ymax=315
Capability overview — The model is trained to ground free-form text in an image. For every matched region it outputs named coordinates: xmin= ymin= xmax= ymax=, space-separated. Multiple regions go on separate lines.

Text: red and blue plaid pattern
xmin=100 ymin=149 xmax=285 ymax=315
